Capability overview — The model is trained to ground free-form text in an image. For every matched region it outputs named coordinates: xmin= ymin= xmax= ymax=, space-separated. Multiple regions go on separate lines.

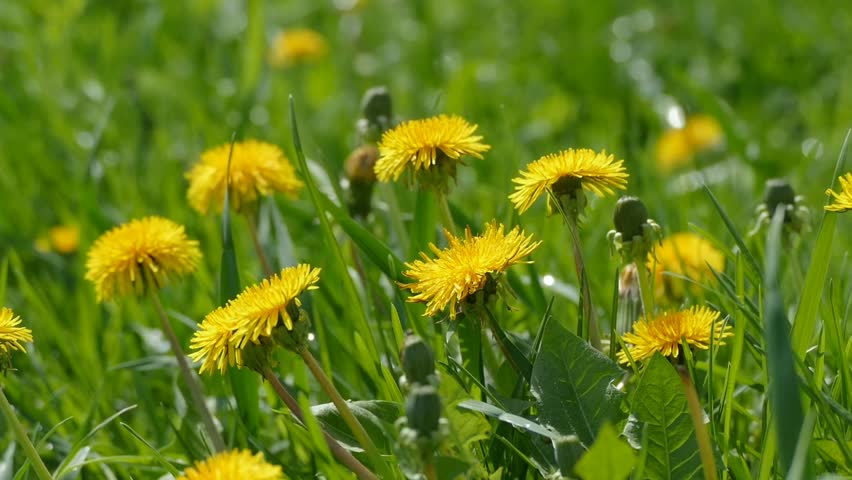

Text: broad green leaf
xmin=311 ymin=400 xmax=402 ymax=453
xmin=631 ymin=354 xmax=702 ymax=480
xmin=575 ymin=423 xmax=636 ymax=480
xmin=764 ymin=208 xmax=806 ymax=478
xmin=531 ymin=319 xmax=624 ymax=446
xmin=435 ymin=456 xmax=476 ymax=480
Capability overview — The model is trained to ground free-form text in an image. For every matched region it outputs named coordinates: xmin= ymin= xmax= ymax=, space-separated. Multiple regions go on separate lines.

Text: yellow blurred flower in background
xmin=186 ymin=140 xmax=303 ymax=215
xmin=177 ymin=449 xmax=283 ymax=480
xmin=402 ymin=221 xmax=540 ymax=319
xmin=650 ymin=232 xmax=724 ymax=303
xmin=825 ymin=172 xmax=852 ymax=213
xmin=655 ymin=114 xmax=724 ymax=173
xmin=269 ymin=28 xmax=328 ymax=68
xmin=49 ymin=224 xmax=80 ymax=254
xmin=617 ymin=305 xmax=731 ymax=364
xmin=85 ymin=216 xmax=202 ymax=302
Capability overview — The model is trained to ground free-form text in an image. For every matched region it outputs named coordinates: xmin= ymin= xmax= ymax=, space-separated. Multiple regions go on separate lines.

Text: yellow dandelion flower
xmin=402 ymin=222 xmax=541 ymax=319
xmin=509 ymin=148 xmax=628 ymax=214
xmin=85 ymin=217 xmax=202 ymax=302
xmin=186 ymin=140 xmax=303 ymax=215
xmin=0 ymin=308 xmax=32 ymax=356
xmin=189 ymin=307 xmax=241 ymax=375
xmin=228 ymin=264 xmax=320 ymax=348
xmin=269 ymin=28 xmax=328 ymax=68
xmin=825 ymin=172 xmax=852 ymax=213
xmin=49 ymin=224 xmax=80 ymax=254
xmin=650 ymin=232 xmax=724 ymax=303
xmin=178 ymin=449 xmax=284 ymax=480
xmin=0 ymin=308 xmax=32 ymax=372
xmin=684 ymin=114 xmax=724 ymax=151
xmin=374 ymin=115 xmax=491 ymax=188
xmin=617 ymin=306 xmax=732 ymax=364
xmin=655 ymin=128 xmax=692 ymax=173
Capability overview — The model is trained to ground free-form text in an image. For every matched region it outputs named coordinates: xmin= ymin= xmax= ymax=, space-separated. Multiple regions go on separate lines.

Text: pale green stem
xmin=261 ymin=367 xmax=378 ymax=480
xmin=298 ymin=346 xmax=394 ymax=479
xmin=436 ymin=191 xmax=457 ymax=235
xmin=566 ymin=216 xmax=601 ymax=350
xmin=633 ymin=260 xmax=656 ymax=321
xmin=0 ymin=384 xmax=53 ymax=480
xmin=679 ymin=367 xmax=717 ymax=480
xmin=245 ymin=213 xmax=274 ymax=277
xmin=149 ymin=292 xmax=225 ymax=452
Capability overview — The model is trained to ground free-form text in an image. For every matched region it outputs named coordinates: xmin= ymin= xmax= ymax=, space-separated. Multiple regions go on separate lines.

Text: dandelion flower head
xmin=617 ymin=306 xmax=731 ymax=364
xmin=825 ymin=172 xmax=852 ymax=213
xmin=186 ymin=140 xmax=303 ymax=215
xmin=650 ymin=232 xmax=724 ymax=303
xmin=49 ymin=224 xmax=81 ymax=254
xmin=0 ymin=308 xmax=33 ymax=372
xmin=374 ymin=115 xmax=490 ymax=190
xmin=190 ymin=265 xmax=321 ymax=374
xmin=402 ymin=222 xmax=540 ymax=319
xmin=509 ymin=148 xmax=628 ymax=214
xmin=269 ymin=28 xmax=328 ymax=68
xmin=177 ymin=449 xmax=284 ymax=480
xmin=655 ymin=114 xmax=724 ymax=173
xmin=85 ymin=216 xmax=201 ymax=302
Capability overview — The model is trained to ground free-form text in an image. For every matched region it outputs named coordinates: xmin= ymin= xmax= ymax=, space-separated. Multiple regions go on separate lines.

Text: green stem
xmin=436 ymin=191 xmax=457 ymax=235
xmin=149 ymin=292 xmax=225 ymax=452
xmin=679 ymin=367 xmax=717 ymax=480
xmin=633 ymin=260 xmax=655 ymax=321
xmin=261 ymin=367 xmax=378 ymax=480
xmin=245 ymin=213 xmax=274 ymax=277
xmin=566 ymin=216 xmax=601 ymax=350
xmin=298 ymin=347 xmax=394 ymax=479
xmin=0 ymin=384 xmax=53 ymax=480
xmin=423 ymin=460 xmax=437 ymax=480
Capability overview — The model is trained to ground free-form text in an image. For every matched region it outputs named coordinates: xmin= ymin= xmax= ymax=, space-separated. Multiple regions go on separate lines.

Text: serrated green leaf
xmin=631 ymin=354 xmax=702 ymax=480
xmin=531 ymin=320 xmax=624 ymax=446
xmin=575 ymin=423 xmax=636 ymax=480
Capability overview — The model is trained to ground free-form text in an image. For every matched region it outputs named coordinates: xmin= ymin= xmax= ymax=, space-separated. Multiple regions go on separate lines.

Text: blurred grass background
xmin=1 ymin=0 xmax=851 ymax=477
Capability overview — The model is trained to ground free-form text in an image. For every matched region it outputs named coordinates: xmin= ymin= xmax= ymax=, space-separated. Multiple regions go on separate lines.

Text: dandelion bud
xmin=405 ymin=385 xmax=442 ymax=437
xmin=613 ymin=196 xmax=649 ymax=241
xmin=401 ymin=333 xmax=435 ymax=386
xmin=763 ymin=179 xmax=796 ymax=221
xmin=358 ymin=86 xmax=392 ymax=143
xmin=345 ymin=145 xmax=379 ymax=218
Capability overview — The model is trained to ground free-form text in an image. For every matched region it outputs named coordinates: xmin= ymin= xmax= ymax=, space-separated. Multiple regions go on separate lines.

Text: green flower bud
xmin=401 ymin=334 xmax=435 ymax=385
xmin=358 ymin=86 xmax=392 ymax=142
xmin=405 ymin=385 xmax=442 ymax=437
xmin=763 ymin=179 xmax=796 ymax=222
xmin=613 ymin=196 xmax=649 ymax=240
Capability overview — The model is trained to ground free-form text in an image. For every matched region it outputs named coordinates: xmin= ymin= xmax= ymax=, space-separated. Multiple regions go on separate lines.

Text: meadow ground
xmin=1 ymin=1 xmax=851 ymax=479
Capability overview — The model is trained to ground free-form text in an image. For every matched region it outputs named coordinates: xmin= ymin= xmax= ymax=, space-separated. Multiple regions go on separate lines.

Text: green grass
xmin=1 ymin=1 xmax=851 ymax=479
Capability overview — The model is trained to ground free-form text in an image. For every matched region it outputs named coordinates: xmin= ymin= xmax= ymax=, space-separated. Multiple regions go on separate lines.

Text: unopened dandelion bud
xmin=405 ymin=385 xmax=442 ymax=437
xmin=345 ymin=145 xmax=380 ymax=218
xmin=764 ymin=179 xmax=796 ymax=220
xmin=358 ymin=86 xmax=392 ymax=143
xmin=750 ymin=179 xmax=810 ymax=237
xmin=613 ymin=196 xmax=649 ymax=240
xmin=401 ymin=333 xmax=435 ymax=386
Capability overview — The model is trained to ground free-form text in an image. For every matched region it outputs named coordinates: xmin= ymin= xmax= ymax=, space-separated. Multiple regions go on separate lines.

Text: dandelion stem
xmin=436 ymin=191 xmax=457 ymax=235
xmin=244 ymin=213 xmax=274 ymax=277
xmin=679 ymin=366 xmax=717 ymax=480
xmin=0 ymin=384 xmax=53 ymax=480
xmin=261 ymin=367 xmax=378 ymax=480
xmin=298 ymin=346 xmax=394 ymax=479
xmin=565 ymin=216 xmax=601 ymax=350
xmin=149 ymin=292 xmax=225 ymax=453
xmin=423 ymin=460 xmax=438 ymax=480
xmin=633 ymin=260 xmax=656 ymax=321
